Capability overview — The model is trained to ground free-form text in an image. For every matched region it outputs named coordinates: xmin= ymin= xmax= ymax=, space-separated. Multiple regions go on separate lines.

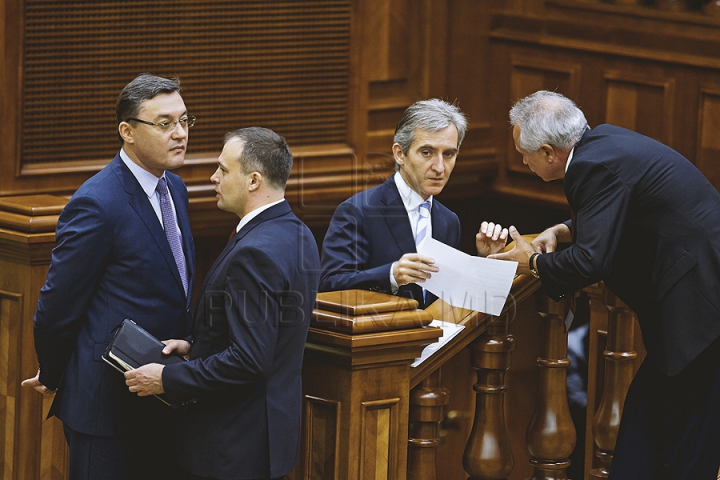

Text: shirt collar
xmin=235 ymin=198 xmax=285 ymax=233
xmin=120 ymin=149 xmax=164 ymax=197
xmin=393 ymin=171 xmax=432 ymax=213
xmin=565 ymin=146 xmax=576 ymax=174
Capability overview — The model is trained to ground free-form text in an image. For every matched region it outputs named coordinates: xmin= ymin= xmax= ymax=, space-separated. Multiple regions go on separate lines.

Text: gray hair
xmin=394 ymin=99 xmax=468 ymax=155
xmin=224 ymin=127 xmax=293 ymax=191
xmin=509 ymin=91 xmax=588 ymax=153
xmin=116 ymin=74 xmax=182 ymax=144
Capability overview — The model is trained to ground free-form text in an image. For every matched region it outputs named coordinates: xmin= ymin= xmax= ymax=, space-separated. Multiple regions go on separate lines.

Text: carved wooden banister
xmin=527 ymin=294 xmax=575 ymax=480
xmin=462 ymin=313 xmax=516 ymax=479
xmin=587 ymin=287 xmax=641 ymax=479
xmin=294 ymin=268 xmax=544 ymax=480
xmin=412 ymin=273 xmax=542 ymax=480
xmin=295 ymin=267 xmax=646 ymax=480
xmin=408 ymin=369 xmax=449 ymax=480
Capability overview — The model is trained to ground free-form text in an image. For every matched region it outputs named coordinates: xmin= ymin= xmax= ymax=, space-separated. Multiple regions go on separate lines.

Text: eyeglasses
xmin=125 ymin=115 xmax=196 ymax=132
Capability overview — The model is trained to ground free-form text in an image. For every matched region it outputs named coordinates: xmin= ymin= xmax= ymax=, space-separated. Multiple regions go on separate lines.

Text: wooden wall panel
xmin=0 ymin=291 xmax=22 ymax=480
xmin=604 ymin=71 xmax=675 ymax=145
xmin=696 ymin=88 xmax=720 ymax=190
xmin=4 ymin=0 xmax=353 ymax=197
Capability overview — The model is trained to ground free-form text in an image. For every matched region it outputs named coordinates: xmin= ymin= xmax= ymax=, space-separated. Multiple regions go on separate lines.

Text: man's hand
xmin=532 ymin=223 xmax=571 ymax=253
xmin=161 ymin=339 xmax=192 ymax=359
xmin=392 ymin=253 xmax=439 ymax=286
xmin=476 ymin=221 xmax=509 ymax=257
xmin=125 ymin=363 xmax=165 ymax=396
xmin=21 ymin=371 xmax=55 ymax=395
xmin=488 ymin=226 xmax=535 ymax=275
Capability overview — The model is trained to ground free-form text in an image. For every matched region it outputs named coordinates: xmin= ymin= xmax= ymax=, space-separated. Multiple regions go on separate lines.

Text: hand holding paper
xmin=417 ymin=237 xmax=518 ymax=316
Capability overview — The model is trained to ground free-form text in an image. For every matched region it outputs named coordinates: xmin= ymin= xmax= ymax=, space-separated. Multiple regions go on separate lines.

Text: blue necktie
xmin=415 ymin=201 xmax=431 ymax=248
xmin=415 ymin=201 xmax=431 ymax=301
xmin=156 ymin=177 xmax=188 ymax=296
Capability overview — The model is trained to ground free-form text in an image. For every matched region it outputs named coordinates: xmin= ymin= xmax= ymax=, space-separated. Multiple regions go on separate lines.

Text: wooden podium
xmin=293 ymin=290 xmax=441 ymax=480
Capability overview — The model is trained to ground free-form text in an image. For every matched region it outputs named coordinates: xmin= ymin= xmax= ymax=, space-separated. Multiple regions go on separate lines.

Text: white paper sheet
xmin=411 ymin=320 xmax=465 ymax=367
xmin=417 ymin=237 xmax=518 ymax=316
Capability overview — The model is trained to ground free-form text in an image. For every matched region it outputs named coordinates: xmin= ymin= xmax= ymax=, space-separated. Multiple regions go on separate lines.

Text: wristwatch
xmin=529 ymin=253 xmax=540 ymax=278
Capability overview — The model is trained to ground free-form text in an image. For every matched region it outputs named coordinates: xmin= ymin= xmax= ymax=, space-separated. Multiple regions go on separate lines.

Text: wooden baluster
xmin=526 ymin=294 xmax=575 ymax=480
xmin=589 ymin=291 xmax=639 ymax=479
xmin=407 ymin=369 xmax=449 ymax=480
xmin=462 ymin=314 xmax=516 ymax=480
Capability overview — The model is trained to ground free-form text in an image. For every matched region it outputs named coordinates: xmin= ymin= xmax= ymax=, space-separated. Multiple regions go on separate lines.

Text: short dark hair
xmin=394 ymin=99 xmax=468 ymax=155
xmin=224 ymin=127 xmax=293 ymax=191
xmin=116 ymin=74 xmax=182 ymax=144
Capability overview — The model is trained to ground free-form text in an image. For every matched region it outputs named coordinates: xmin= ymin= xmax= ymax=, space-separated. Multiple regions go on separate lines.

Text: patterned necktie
xmin=415 ymin=201 xmax=431 ymax=248
xmin=156 ymin=177 xmax=188 ymax=296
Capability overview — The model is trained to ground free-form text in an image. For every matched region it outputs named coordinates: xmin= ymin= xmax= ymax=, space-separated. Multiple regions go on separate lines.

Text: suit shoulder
xmin=433 ymin=199 xmax=459 ymax=222
xmin=165 ymin=170 xmax=188 ymax=187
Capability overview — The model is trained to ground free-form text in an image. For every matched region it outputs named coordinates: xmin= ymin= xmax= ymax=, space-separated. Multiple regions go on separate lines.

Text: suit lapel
xmin=199 ymin=201 xmax=292 ymax=297
xmin=430 ymin=202 xmax=448 ymax=243
xmin=112 ymin=156 xmax=187 ymax=295
xmin=379 ymin=179 xmax=416 ymax=253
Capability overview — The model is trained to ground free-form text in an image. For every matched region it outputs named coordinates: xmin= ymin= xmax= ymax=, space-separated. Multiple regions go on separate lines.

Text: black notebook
xmin=102 ymin=319 xmax=186 ymax=406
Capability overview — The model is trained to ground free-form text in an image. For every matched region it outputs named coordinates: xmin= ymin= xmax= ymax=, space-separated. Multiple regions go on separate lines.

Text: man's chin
xmin=166 ymin=155 xmax=186 ymax=170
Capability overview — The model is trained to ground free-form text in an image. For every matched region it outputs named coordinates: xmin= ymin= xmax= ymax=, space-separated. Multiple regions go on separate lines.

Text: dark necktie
xmin=156 ymin=177 xmax=188 ymax=296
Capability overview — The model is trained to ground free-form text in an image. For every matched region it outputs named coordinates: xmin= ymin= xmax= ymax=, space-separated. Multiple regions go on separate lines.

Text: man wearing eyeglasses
xmin=22 ymin=73 xmax=196 ymax=480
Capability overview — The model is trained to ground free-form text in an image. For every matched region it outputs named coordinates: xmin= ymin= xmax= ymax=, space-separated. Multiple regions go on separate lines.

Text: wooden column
xmin=526 ymin=294 xmax=575 ymax=480
xmin=589 ymin=290 xmax=640 ymax=479
xmin=462 ymin=314 xmax=516 ymax=479
xmin=0 ymin=195 xmax=68 ymax=480
xmin=407 ymin=368 xmax=449 ymax=480
xmin=294 ymin=290 xmax=441 ymax=480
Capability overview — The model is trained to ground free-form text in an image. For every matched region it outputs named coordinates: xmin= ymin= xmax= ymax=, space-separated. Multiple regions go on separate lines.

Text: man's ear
xmin=248 ymin=171 xmax=262 ymax=191
xmin=392 ymin=143 xmax=405 ymax=166
xmin=540 ymin=144 xmax=556 ymax=162
xmin=119 ymin=122 xmax=134 ymax=145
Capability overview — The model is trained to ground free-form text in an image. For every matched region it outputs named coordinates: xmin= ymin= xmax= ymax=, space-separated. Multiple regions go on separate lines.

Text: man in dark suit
xmin=492 ymin=90 xmax=720 ymax=479
xmin=320 ymin=99 xmax=507 ymax=308
xmin=125 ymin=127 xmax=321 ymax=480
xmin=21 ymin=74 xmax=196 ymax=479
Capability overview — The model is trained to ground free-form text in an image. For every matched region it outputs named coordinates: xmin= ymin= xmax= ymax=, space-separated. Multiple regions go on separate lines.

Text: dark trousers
xmin=63 ymin=402 xmax=181 ymax=480
xmin=609 ymin=336 xmax=720 ymax=480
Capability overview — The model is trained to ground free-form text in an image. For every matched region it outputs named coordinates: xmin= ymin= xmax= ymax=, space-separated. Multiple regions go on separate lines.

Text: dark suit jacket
xmin=319 ymin=176 xmax=461 ymax=308
xmin=34 ymin=153 xmax=195 ymax=435
xmin=538 ymin=125 xmax=720 ymax=375
xmin=162 ymin=200 xmax=320 ymax=480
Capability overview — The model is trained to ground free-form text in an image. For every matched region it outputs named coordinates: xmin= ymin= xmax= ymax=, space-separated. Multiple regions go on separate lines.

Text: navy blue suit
xmin=162 ymin=200 xmax=320 ymax=480
xmin=536 ymin=125 xmax=720 ymax=479
xmin=319 ymin=176 xmax=461 ymax=308
xmin=33 ymin=153 xmax=195 ymax=477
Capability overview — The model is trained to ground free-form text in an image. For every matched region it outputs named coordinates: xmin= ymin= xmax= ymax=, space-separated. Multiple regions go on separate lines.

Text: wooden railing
xmin=293 ymin=279 xmax=643 ymax=480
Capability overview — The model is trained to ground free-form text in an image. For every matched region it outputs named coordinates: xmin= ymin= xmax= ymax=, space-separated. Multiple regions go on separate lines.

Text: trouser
xmin=63 ymin=402 xmax=181 ymax=480
xmin=609 ymin=336 xmax=720 ymax=480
